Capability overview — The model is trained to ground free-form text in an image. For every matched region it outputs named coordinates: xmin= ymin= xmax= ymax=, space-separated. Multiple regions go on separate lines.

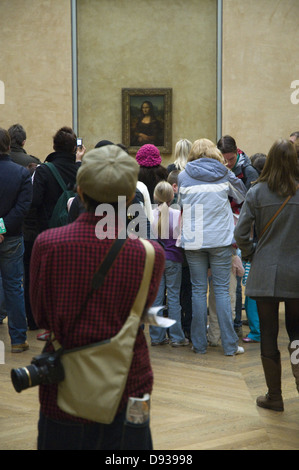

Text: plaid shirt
xmin=30 ymin=212 xmax=165 ymax=422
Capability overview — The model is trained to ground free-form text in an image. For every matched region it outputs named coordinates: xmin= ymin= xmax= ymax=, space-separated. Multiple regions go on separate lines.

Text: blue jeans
xmin=37 ymin=410 xmax=153 ymax=450
xmin=0 ymin=273 xmax=7 ymax=321
xmin=150 ymin=260 xmax=185 ymax=344
xmin=180 ymin=263 xmax=192 ymax=338
xmin=186 ymin=246 xmax=239 ymax=355
xmin=0 ymin=236 xmax=27 ymax=344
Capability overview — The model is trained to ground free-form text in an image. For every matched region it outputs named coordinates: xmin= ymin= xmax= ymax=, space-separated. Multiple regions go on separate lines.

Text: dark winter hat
xmin=77 ymin=145 xmax=139 ymax=203
xmin=95 ymin=140 xmax=114 ymax=148
xmin=136 ymin=144 xmax=162 ymax=167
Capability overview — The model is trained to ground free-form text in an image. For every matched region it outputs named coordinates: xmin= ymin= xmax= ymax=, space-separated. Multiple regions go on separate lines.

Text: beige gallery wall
xmin=222 ymin=0 xmax=299 ymax=157
xmin=1 ymin=0 xmax=298 ymax=164
xmin=77 ymin=0 xmax=217 ymax=166
xmin=0 ymin=0 xmax=73 ymax=161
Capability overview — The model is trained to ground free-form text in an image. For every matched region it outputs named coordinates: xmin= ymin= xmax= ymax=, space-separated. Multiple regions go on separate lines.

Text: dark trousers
xmin=37 ymin=410 xmax=153 ymax=450
xmin=257 ymin=298 xmax=299 ymax=359
xmin=234 ymin=276 xmax=243 ymax=328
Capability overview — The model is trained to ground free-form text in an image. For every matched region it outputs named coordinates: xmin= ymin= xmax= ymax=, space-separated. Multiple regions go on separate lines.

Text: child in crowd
xmin=241 ymin=261 xmax=260 ymax=343
xmin=167 ymin=170 xmax=192 ymax=339
xmin=149 ymin=181 xmax=189 ymax=347
xmin=208 ymin=252 xmax=245 ymax=346
xmin=167 ymin=170 xmax=180 ymax=204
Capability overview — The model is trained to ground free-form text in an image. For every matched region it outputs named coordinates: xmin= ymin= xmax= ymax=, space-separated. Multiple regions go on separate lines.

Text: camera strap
xmin=75 ymin=236 xmax=128 ymax=324
xmin=91 ymin=236 xmax=128 ymax=290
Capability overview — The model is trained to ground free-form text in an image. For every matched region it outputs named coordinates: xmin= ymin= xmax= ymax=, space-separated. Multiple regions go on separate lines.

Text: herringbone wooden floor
xmin=1 ymin=309 xmax=299 ymax=450
xmin=149 ymin=310 xmax=299 ymax=450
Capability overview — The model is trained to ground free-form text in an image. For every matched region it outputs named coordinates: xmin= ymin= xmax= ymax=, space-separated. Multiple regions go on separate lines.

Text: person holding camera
xmin=30 ymin=126 xmax=84 ymax=341
xmin=27 ymin=145 xmax=165 ymax=450
xmin=31 ymin=126 xmax=82 ymax=235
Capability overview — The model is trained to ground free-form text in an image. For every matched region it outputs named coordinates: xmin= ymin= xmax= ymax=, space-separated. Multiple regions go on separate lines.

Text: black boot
xmin=256 ymin=354 xmax=284 ymax=412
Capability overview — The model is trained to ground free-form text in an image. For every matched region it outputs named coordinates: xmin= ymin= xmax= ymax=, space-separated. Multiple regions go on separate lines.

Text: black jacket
xmin=0 ymin=154 xmax=33 ymax=237
xmin=31 ymin=151 xmax=80 ymax=234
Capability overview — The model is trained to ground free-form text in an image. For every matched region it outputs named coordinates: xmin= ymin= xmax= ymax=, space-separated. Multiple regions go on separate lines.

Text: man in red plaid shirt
xmin=30 ymin=145 xmax=165 ymax=450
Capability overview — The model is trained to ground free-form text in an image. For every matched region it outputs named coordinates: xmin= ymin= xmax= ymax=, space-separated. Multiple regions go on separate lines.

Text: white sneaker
xmin=235 ymin=346 xmax=245 ymax=355
xmin=226 ymin=346 xmax=245 ymax=356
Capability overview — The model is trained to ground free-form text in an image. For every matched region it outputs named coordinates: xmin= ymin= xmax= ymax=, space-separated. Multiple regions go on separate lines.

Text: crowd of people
xmin=1 ymin=123 xmax=299 ymax=448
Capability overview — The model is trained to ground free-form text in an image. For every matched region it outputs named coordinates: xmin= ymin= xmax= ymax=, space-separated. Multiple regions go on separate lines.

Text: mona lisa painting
xmin=122 ymin=88 xmax=172 ymax=153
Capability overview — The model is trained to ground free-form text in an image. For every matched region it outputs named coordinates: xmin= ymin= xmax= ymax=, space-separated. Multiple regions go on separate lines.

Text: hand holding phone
xmin=76 ymin=139 xmax=86 ymax=162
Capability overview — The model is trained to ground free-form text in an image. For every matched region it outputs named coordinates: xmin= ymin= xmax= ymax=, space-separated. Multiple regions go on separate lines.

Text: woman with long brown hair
xmin=235 ymin=138 xmax=299 ymax=412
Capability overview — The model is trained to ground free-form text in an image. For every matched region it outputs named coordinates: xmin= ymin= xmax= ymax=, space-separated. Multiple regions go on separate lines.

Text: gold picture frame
xmin=122 ymin=88 xmax=172 ymax=154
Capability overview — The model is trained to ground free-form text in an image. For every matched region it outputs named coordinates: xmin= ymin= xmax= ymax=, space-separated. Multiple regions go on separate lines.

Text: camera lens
xmin=11 ymin=364 xmax=42 ymax=393
xmin=11 ymin=352 xmax=64 ymax=393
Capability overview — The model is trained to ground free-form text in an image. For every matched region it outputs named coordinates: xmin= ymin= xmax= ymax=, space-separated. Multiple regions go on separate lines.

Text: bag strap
xmin=130 ymin=239 xmax=155 ymax=319
xmin=259 ymin=184 xmax=299 ymax=239
xmin=45 ymin=162 xmax=67 ymax=192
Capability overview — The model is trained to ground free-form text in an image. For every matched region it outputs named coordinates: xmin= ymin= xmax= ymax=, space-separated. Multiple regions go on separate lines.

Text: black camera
xmin=11 ymin=351 xmax=65 ymax=393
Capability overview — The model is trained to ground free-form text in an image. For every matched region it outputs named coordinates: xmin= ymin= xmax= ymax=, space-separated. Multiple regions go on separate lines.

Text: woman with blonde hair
xmin=167 ymin=138 xmax=192 ymax=173
xmin=167 ymin=139 xmax=193 ymax=340
xmin=149 ymin=181 xmax=188 ymax=347
xmin=188 ymin=138 xmax=226 ymax=164
xmin=235 ymin=138 xmax=299 ymax=411
xmin=178 ymin=138 xmax=247 ymax=356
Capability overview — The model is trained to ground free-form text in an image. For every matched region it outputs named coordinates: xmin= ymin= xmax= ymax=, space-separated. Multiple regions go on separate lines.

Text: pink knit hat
xmin=136 ymin=144 xmax=162 ymax=167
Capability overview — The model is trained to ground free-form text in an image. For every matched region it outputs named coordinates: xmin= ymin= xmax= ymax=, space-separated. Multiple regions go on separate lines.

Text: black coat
xmin=31 ymin=151 xmax=80 ymax=235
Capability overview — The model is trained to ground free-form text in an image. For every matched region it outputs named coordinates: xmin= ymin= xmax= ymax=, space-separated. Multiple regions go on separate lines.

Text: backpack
xmin=45 ymin=162 xmax=75 ymax=228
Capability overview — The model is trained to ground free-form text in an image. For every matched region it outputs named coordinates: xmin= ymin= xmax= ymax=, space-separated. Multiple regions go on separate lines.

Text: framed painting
xmin=122 ymin=88 xmax=172 ymax=154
